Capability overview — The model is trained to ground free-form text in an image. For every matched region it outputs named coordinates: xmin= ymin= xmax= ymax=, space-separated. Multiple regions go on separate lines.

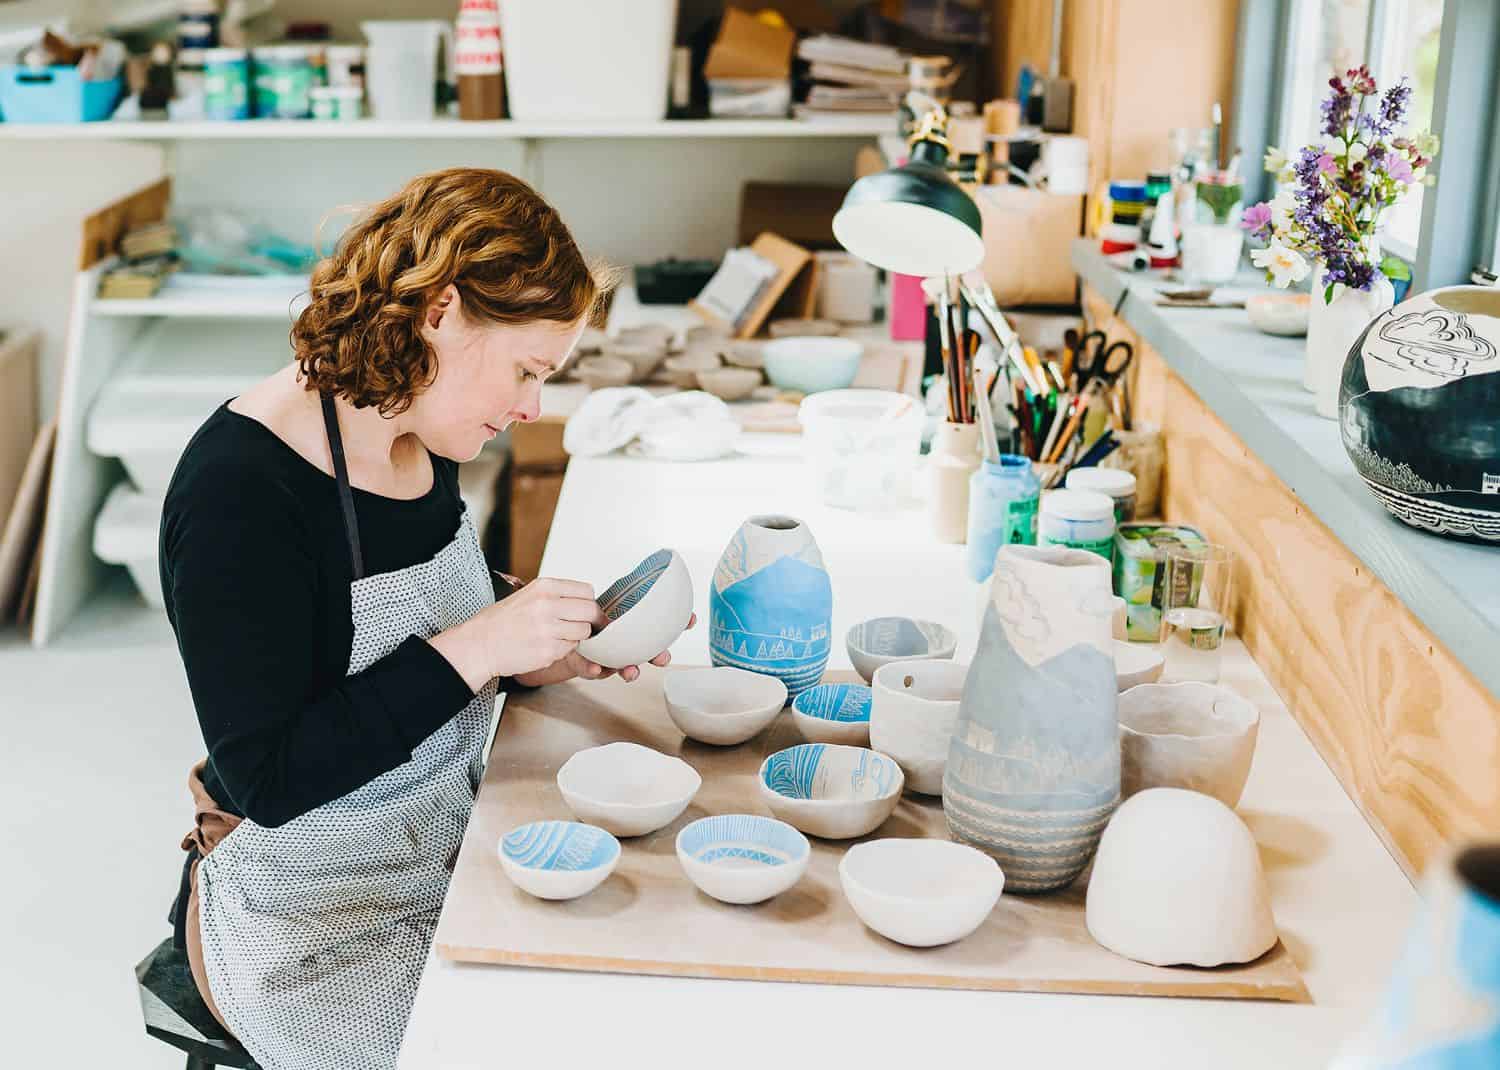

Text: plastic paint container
xmin=254 ymin=45 xmax=315 ymax=118
xmin=1066 ymin=466 xmax=1138 ymax=523
xmin=1040 ymin=488 xmax=1116 ymax=563
xmin=311 ymin=85 xmax=363 ymax=120
xmin=966 ymin=455 xmax=1041 ymax=582
xmin=1112 ymin=523 xmax=1208 ymax=641
xmin=202 ymin=47 xmax=250 ymax=119
xmin=325 ymin=44 xmax=366 ymax=90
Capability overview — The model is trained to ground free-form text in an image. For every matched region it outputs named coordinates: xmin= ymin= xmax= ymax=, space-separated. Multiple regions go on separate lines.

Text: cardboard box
xmin=974 ymin=185 xmax=1083 ymax=307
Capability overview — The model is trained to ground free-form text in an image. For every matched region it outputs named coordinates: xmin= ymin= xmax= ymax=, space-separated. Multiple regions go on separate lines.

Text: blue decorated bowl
xmin=791 ymin=681 xmax=873 ymax=746
xmin=676 ymin=814 xmax=810 ymax=904
xmin=757 ymin=742 xmax=903 ymax=839
xmin=845 ymin=616 xmax=958 ymax=683
xmin=498 ymin=820 xmax=621 ymax=900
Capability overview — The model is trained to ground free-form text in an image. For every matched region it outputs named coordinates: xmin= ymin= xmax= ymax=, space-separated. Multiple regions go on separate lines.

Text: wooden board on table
xmin=78 ymin=177 xmax=171 ymax=270
xmin=435 ymin=667 xmax=1310 ymax=1002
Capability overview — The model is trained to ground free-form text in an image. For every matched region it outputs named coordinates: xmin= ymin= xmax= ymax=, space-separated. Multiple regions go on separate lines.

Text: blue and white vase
xmin=943 ymin=544 xmax=1120 ymax=893
xmin=710 ymin=515 xmax=832 ymax=701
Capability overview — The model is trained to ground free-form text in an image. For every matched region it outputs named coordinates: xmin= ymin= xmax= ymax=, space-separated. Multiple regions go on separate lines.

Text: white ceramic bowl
xmin=663 ymin=666 xmax=787 ymax=746
xmin=556 ymin=741 xmax=702 ymax=837
xmin=574 ymin=355 xmax=633 ymax=390
xmin=869 ymin=659 xmax=968 ymax=795
xmin=757 ymin=743 xmax=903 ymax=839
xmin=661 ymin=351 xmax=720 ymax=387
xmin=1117 ymin=681 xmax=1260 ymax=807
xmin=790 ymin=681 xmax=873 ymax=746
xmin=846 ymin=616 xmax=958 ymax=683
xmin=722 ymin=340 xmax=765 ymax=369
xmin=695 ymin=366 xmax=763 ymax=402
xmin=603 ymin=342 xmax=666 ymax=383
xmin=498 ymin=820 xmax=621 ymax=900
xmin=576 ymin=549 xmax=694 ymax=670
xmin=676 ymin=814 xmax=810 ymax=904
xmin=615 ymin=323 xmax=675 ymax=351
xmin=839 ymin=839 xmax=1005 ymax=947
xmin=761 ymin=337 xmax=862 ymax=396
xmin=1113 ymin=639 xmax=1165 ymax=691
xmin=1247 ymin=292 xmax=1310 ymax=336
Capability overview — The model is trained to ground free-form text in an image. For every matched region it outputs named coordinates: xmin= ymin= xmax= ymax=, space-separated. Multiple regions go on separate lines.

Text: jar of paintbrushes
xmin=928 ymin=280 xmax=993 ymax=542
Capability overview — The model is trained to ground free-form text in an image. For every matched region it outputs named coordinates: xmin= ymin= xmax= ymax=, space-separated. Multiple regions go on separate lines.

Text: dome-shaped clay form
xmin=1086 ymin=788 xmax=1277 ymax=967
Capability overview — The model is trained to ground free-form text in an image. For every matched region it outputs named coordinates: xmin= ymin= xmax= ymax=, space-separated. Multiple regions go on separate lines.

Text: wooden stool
xmin=135 ymin=938 xmax=259 ymax=1069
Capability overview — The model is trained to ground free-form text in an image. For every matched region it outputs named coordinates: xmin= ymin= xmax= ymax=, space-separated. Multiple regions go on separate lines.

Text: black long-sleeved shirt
xmin=160 ymin=403 xmax=479 ymax=828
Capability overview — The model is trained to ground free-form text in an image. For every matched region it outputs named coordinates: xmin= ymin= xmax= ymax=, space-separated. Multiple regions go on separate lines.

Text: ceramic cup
xmin=1117 ymin=681 xmax=1259 ymax=807
xmin=870 ymin=659 xmax=969 ymax=795
xmin=1113 ymin=639 xmax=1165 ymax=691
xmin=498 ymin=820 xmax=621 ymax=901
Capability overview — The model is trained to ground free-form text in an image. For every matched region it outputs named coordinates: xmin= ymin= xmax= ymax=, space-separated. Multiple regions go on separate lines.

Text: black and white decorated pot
xmin=1339 ymin=287 xmax=1500 ymax=543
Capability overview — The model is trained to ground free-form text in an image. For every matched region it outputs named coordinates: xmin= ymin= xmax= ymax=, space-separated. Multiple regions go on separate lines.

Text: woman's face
xmin=415 ymin=286 xmax=584 ymax=461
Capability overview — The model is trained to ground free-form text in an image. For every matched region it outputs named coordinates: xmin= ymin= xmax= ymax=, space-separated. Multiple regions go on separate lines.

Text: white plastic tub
xmin=500 ymin=0 xmax=678 ymax=121
xmin=93 ymin=482 xmax=165 ymax=608
xmin=361 ymin=20 xmax=451 ymax=120
xmin=798 ymin=389 xmax=924 ymax=510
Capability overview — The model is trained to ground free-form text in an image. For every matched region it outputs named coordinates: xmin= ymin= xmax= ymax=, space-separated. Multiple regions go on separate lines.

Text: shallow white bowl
xmin=839 ymin=839 xmax=1005 ymax=947
xmin=1113 ymin=639 xmax=1165 ymax=691
xmin=846 ymin=616 xmax=958 ymax=683
xmin=676 ymin=814 xmax=810 ymax=904
xmin=790 ymin=682 xmax=873 ymax=746
xmin=1246 ymin=292 xmax=1310 ymax=336
xmin=663 ymin=666 xmax=787 ymax=746
xmin=661 ymin=351 xmax=720 ymax=387
xmin=556 ymin=741 xmax=702 ymax=837
xmin=576 ymin=549 xmax=694 ymax=670
xmin=574 ymin=354 xmax=633 ymax=390
xmin=757 ymin=743 xmax=903 ymax=839
xmin=498 ymin=820 xmax=621 ymax=901
xmin=1117 ymin=682 xmax=1260 ymax=807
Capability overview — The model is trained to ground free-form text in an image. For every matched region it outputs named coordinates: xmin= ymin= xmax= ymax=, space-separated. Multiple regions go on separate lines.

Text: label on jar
xmin=1005 ymin=495 xmax=1038 ymax=545
xmin=1042 ymin=533 xmax=1114 ymax=562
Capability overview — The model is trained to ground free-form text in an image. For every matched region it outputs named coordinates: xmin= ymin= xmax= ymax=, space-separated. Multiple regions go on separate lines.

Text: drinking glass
xmin=1160 ymin=543 xmax=1235 ymax=683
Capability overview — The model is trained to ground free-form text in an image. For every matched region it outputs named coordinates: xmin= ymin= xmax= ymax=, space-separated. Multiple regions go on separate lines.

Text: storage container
xmin=361 ymin=20 xmax=450 ymax=120
xmin=799 ymin=389 xmax=924 ymax=510
xmin=254 ymin=45 xmax=315 ymax=119
xmin=1113 ymin=522 xmax=1208 ymax=642
xmin=966 ymin=454 xmax=1040 ymax=581
xmin=93 ymin=483 xmax=165 ymax=608
xmin=1039 ymin=488 xmax=1116 ymax=562
xmin=500 ymin=0 xmax=677 ymax=120
xmin=1065 ymin=465 xmax=1137 ymax=523
xmin=203 ymin=47 xmax=250 ymax=120
xmin=0 ymin=66 xmax=121 ymax=123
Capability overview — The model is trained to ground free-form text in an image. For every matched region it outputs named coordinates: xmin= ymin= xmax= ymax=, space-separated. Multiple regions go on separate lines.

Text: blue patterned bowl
xmin=498 ymin=820 xmax=621 ymax=900
xmin=577 ymin=548 xmax=694 ymax=670
xmin=756 ymin=742 xmax=903 ymax=839
xmin=845 ymin=616 xmax=958 ymax=683
xmin=676 ymin=814 xmax=810 ymax=904
xmin=791 ymin=682 xmax=873 ymax=746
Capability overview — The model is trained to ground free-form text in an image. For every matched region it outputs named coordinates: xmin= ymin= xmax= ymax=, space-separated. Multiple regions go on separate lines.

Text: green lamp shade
xmin=832 ymin=159 xmax=985 ymax=278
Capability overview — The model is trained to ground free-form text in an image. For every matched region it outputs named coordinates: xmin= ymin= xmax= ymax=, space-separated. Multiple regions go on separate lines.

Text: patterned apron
xmin=195 ymin=395 xmax=497 ymax=1070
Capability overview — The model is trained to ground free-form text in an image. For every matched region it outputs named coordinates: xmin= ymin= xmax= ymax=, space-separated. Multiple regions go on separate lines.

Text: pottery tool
xmin=1045 ymin=398 xmax=1086 ymax=465
xmin=972 ymin=346 xmax=1002 ymax=464
xmin=1074 ymin=336 xmax=1134 ymax=396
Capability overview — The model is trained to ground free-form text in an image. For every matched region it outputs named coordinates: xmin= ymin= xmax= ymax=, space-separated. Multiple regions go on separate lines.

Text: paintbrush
xmin=1045 ymin=399 xmax=1086 ymax=465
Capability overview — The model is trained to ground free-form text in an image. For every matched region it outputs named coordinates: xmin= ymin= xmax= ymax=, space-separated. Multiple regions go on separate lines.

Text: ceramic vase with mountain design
xmin=943 ymin=544 xmax=1120 ymax=893
xmin=709 ymin=515 xmax=832 ymax=701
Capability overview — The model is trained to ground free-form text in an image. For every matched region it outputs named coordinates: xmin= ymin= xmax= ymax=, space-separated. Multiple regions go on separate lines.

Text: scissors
xmin=1074 ymin=333 xmax=1135 ymax=394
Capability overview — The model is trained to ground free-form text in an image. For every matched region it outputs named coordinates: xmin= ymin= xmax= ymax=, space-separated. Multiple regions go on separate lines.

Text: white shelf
xmin=93 ymin=278 xmax=311 ymax=319
xmin=0 ymin=117 xmax=895 ymax=142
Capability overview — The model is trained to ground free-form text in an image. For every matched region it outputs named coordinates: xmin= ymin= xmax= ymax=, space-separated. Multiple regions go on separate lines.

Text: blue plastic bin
xmin=0 ymin=65 xmax=122 ymax=123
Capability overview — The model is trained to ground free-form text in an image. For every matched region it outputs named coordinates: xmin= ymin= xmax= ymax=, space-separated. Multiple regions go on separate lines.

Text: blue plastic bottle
xmin=966 ymin=454 xmax=1040 ymax=582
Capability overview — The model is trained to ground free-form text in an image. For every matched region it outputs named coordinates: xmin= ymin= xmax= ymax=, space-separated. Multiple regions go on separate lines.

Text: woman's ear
xmin=424 ymin=284 xmax=461 ymax=331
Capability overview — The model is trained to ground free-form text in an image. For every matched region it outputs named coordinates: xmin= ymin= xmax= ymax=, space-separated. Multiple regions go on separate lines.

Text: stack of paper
xmin=794 ymin=34 xmax=907 ymax=120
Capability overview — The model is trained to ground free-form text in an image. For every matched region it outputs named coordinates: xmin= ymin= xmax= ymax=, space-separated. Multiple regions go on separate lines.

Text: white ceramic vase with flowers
xmin=1243 ymin=66 xmax=1438 ymax=419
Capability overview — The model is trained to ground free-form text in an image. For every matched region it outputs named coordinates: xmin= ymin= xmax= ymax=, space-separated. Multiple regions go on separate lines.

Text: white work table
xmin=400 ymin=438 xmax=1415 ymax=1070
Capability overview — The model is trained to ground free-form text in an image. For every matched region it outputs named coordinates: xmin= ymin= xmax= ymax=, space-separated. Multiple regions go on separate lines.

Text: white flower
xmin=1251 ymin=243 xmax=1312 ymax=288
xmin=1270 ymin=188 xmax=1298 ymax=232
xmin=1348 ymin=141 xmax=1368 ymax=164
xmin=1263 ymin=146 xmax=1286 ymax=173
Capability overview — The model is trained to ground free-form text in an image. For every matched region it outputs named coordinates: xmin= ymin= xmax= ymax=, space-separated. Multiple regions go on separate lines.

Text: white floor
xmin=2 ymin=577 xmax=210 ymax=1068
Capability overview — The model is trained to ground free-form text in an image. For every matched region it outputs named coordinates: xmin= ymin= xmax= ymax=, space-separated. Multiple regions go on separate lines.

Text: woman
xmin=160 ymin=168 xmax=678 ymax=1070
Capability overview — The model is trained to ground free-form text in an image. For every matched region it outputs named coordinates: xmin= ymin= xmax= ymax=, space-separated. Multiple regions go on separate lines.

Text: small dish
xmin=604 ymin=342 xmax=666 ymax=383
xmin=839 ymin=838 xmax=1005 ymax=947
xmin=615 ymin=323 xmax=675 ymax=351
xmin=680 ymin=324 xmax=731 ymax=352
xmin=695 ymin=366 xmax=762 ymax=402
xmin=757 ymin=742 xmax=903 ymax=840
xmin=869 ymin=659 xmax=968 ymax=795
xmin=769 ymin=317 xmax=841 ymax=338
xmin=663 ymin=666 xmax=787 ymax=746
xmin=576 ymin=548 xmax=693 ymax=669
xmin=676 ymin=814 xmax=810 ymax=904
xmin=845 ymin=616 xmax=958 ymax=684
xmin=662 ymin=351 xmax=721 ymax=388
xmin=556 ymin=741 xmax=702 ymax=837
xmin=1247 ymin=292 xmax=1310 ymax=336
xmin=498 ymin=820 xmax=621 ymax=900
xmin=790 ymin=682 xmax=873 ymax=746
xmin=574 ymin=355 xmax=633 ymax=390
xmin=761 ymin=337 xmax=862 ymax=396
xmin=722 ymin=340 xmax=765 ymax=369
xmin=1113 ymin=639 xmax=1165 ymax=691
xmin=1117 ymin=681 xmax=1260 ymax=807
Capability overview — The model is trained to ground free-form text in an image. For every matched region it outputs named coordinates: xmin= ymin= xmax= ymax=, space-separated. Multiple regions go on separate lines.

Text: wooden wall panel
xmin=1084 ymin=286 xmax=1500 ymax=878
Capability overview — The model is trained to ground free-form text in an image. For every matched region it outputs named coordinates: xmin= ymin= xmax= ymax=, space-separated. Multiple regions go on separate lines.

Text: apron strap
xmin=320 ymin=393 xmax=366 ymax=581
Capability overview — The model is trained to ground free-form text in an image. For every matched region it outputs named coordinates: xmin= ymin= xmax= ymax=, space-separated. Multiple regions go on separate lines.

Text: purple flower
xmin=1241 ymin=201 xmax=1273 ymax=234
xmin=1385 ymin=155 xmax=1415 ymax=183
xmin=1380 ymin=79 xmax=1411 ymax=129
xmin=1316 ymin=153 xmax=1337 ymax=175
xmin=1321 ymin=88 xmax=1354 ymax=137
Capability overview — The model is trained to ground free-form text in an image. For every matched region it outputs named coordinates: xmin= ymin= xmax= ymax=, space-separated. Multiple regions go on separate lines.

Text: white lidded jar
xmin=1065 ymin=466 xmax=1138 ymax=523
xmin=1039 ymin=488 xmax=1116 ymax=563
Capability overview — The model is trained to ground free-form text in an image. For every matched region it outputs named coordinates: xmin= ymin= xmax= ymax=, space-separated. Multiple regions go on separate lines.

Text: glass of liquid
xmin=1160 ymin=543 xmax=1235 ymax=683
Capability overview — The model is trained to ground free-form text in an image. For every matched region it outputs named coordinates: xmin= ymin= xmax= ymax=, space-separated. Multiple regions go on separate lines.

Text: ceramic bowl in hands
xmin=839 ymin=838 xmax=1004 ymax=947
xmin=757 ymin=743 xmax=903 ymax=839
xmin=761 ymin=337 xmax=862 ymax=396
xmin=663 ymin=666 xmax=787 ymax=746
xmin=556 ymin=741 xmax=702 ymax=837
xmin=695 ymin=366 xmax=763 ymax=402
xmin=869 ymin=659 xmax=968 ymax=795
xmin=1117 ymin=682 xmax=1260 ymax=807
xmin=769 ymin=317 xmax=841 ymax=338
xmin=676 ymin=814 xmax=810 ymax=904
xmin=498 ymin=820 xmax=621 ymax=900
xmin=574 ymin=355 xmax=633 ymax=390
xmin=1247 ymin=292 xmax=1310 ymax=336
xmin=790 ymin=682 xmax=873 ymax=746
xmin=662 ymin=351 xmax=721 ymax=388
xmin=845 ymin=617 xmax=958 ymax=683
xmin=576 ymin=549 xmax=693 ymax=670
xmin=604 ymin=342 xmax=666 ymax=383
xmin=1113 ymin=639 xmax=1165 ymax=691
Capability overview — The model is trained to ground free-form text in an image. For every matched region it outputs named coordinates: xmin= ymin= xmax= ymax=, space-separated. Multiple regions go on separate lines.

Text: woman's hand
xmin=513 ymin=613 xmax=698 ymax=688
xmin=429 ymin=578 xmax=605 ymax=692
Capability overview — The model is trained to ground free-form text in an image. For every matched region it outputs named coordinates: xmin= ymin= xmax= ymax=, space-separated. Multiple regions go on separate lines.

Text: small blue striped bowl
xmin=791 ymin=682 xmax=873 ymax=745
xmin=498 ymin=820 xmax=621 ymax=901
xmin=676 ymin=814 xmax=810 ymax=904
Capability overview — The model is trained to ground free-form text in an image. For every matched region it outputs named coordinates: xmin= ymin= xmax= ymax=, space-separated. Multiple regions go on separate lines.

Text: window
xmin=1372 ymin=0 xmax=1446 ymax=254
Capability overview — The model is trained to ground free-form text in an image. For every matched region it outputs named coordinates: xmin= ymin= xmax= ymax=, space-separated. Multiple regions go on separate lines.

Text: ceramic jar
xmin=943 ymin=544 xmax=1121 ymax=893
xmin=869 ymin=658 xmax=969 ymax=795
xmin=1339 ymin=285 xmax=1500 ymax=544
xmin=709 ymin=515 xmax=833 ymax=701
xmin=929 ymin=421 xmax=982 ymax=543
xmin=1306 ymin=262 xmax=1395 ymax=417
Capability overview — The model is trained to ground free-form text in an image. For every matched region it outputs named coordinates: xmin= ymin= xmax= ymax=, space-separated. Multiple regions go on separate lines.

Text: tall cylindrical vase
xmin=943 ymin=544 xmax=1121 ymax=893
xmin=709 ymin=515 xmax=832 ymax=702
xmin=930 ymin=421 xmax=982 ymax=543
xmin=1305 ymin=263 xmax=1395 ymax=418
